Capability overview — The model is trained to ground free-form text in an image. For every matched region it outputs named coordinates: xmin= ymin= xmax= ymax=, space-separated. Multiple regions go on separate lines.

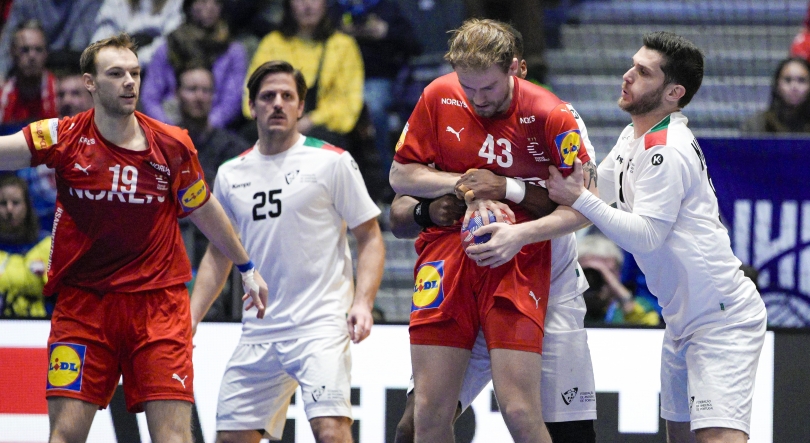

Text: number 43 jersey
xmin=394 ymin=73 xmax=593 ymax=224
xmin=213 ymin=135 xmax=380 ymax=342
xmin=23 ymin=110 xmax=209 ymax=295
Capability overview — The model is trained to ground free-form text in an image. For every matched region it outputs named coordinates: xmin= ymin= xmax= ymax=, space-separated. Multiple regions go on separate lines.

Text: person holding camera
xmin=578 ymin=234 xmax=660 ymax=326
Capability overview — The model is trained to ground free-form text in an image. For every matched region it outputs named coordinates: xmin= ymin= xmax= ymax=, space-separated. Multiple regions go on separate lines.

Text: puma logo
xmin=73 ymin=163 xmax=91 ymax=175
xmin=529 ymin=291 xmax=540 ymax=309
xmin=446 ymin=126 xmax=464 ymax=141
xmin=172 ymin=373 xmax=188 ymax=389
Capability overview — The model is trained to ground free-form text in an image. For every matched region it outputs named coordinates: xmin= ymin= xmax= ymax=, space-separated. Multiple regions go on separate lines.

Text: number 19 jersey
xmin=23 ymin=110 xmax=209 ymax=295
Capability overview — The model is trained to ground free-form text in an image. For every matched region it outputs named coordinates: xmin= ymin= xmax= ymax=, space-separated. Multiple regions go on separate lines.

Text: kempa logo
xmin=733 ymin=199 xmax=810 ymax=325
xmin=561 ymin=387 xmax=578 ymax=405
xmin=651 ymin=154 xmax=664 ymax=166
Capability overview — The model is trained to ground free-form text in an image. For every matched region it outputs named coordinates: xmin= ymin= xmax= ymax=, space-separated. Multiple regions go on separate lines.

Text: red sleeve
xmin=544 ymin=103 xmax=591 ymax=177
xmin=393 ymin=92 xmax=438 ymax=165
xmin=22 ymin=117 xmax=67 ymax=168
xmin=165 ymin=127 xmax=211 ymax=217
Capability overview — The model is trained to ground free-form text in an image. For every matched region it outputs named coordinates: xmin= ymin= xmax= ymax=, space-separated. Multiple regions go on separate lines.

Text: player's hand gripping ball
xmin=460 ymin=210 xmax=511 ymax=250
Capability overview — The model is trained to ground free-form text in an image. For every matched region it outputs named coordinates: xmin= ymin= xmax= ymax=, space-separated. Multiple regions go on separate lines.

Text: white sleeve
xmin=596 ymin=152 xmax=617 ymax=205
xmin=330 ymin=152 xmax=381 ymax=229
xmin=572 ymin=191 xmax=673 ymax=254
xmin=631 ymin=145 xmax=689 ymax=222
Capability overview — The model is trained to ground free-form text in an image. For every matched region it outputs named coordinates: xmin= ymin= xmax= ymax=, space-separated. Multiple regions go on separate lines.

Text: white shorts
xmin=407 ymin=295 xmax=597 ymax=422
xmin=660 ymin=308 xmax=767 ymax=434
xmin=216 ymin=334 xmax=352 ymax=440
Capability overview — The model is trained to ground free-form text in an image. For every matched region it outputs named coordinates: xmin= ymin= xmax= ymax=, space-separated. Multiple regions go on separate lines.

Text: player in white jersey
xmin=189 ymin=60 xmax=385 ymax=443
xmin=545 ymin=32 xmax=766 ymax=443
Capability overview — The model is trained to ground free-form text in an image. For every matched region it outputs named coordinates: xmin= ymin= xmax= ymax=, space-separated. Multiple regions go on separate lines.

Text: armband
xmin=505 ymin=178 xmax=526 ymax=203
xmin=236 ymin=260 xmax=255 ymax=273
xmin=413 ymin=198 xmax=436 ymax=229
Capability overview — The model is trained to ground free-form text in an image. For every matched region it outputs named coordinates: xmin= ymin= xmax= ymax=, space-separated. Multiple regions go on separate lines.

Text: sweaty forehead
xmin=96 ymin=47 xmax=140 ymax=71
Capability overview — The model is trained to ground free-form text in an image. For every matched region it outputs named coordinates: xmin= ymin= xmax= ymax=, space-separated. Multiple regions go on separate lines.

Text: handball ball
xmin=460 ymin=210 xmax=498 ymax=249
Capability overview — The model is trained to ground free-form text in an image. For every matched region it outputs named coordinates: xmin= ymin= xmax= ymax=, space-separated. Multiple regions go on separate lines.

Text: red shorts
xmin=409 ymin=230 xmax=551 ymax=353
xmin=46 ymin=284 xmax=194 ymax=412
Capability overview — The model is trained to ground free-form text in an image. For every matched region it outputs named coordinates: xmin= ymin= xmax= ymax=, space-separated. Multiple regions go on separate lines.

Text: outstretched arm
xmin=0 ymin=131 xmax=33 ymax=171
xmin=188 ymin=195 xmax=268 ymax=318
xmin=347 ymin=218 xmax=385 ymax=343
xmin=389 ymin=160 xmax=461 ymax=198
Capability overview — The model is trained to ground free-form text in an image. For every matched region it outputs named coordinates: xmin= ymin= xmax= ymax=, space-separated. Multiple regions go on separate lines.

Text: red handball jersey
xmin=23 ymin=110 xmax=210 ymax=296
xmin=394 ymin=73 xmax=591 ymax=228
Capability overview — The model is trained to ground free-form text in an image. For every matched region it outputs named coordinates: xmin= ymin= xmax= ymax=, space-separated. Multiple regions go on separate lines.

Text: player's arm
xmin=389 ymin=193 xmax=466 ymax=239
xmin=454 ymin=168 xmax=558 ymax=219
xmin=348 ymin=217 xmax=385 ymax=343
xmin=188 ymin=194 xmax=269 ymax=318
xmin=189 ymin=242 xmax=232 ymax=335
xmin=389 ymin=160 xmax=461 ymax=199
xmin=0 ymin=131 xmax=33 ymax=170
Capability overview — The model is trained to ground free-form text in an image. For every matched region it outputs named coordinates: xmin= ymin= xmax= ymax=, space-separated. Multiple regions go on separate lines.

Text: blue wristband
xmin=236 ymin=260 xmax=254 ymax=273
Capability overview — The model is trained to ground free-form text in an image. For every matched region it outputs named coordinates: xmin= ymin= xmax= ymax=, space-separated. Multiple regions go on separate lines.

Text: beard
xmin=98 ymin=89 xmax=138 ymax=117
xmin=618 ymin=83 xmax=666 ymax=115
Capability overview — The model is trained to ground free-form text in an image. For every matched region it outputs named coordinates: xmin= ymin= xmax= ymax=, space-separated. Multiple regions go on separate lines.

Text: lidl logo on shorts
xmin=47 ymin=343 xmax=86 ymax=391
xmin=178 ymin=177 xmax=208 ymax=212
xmin=554 ymin=129 xmax=581 ymax=169
xmin=29 ymin=118 xmax=60 ymax=150
xmin=412 ymin=260 xmax=444 ymax=311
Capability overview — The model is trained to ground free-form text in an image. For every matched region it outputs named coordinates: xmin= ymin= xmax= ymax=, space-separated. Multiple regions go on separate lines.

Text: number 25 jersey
xmin=23 ymin=110 xmax=209 ymax=295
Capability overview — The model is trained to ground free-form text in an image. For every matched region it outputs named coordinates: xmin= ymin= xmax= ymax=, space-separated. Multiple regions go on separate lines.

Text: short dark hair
xmin=642 ymin=31 xmax=704 ymax=108
xmin=175 ymin=61 xmax=213 ymax=87
xmin=279 ymin=0 xmax=334 ymax=42
xmin=80 ymin=33 xmax=138 ymax=76
xmin=12 ymin=19 xmax=46 ymax=49
xmin=0 ymin=174 xmax=40 ymax=244
xmin=246 ymin=60 xmax=307 ymax=103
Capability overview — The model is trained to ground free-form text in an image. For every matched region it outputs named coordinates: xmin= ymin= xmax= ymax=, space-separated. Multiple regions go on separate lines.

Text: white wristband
xmin=504 ymin=178 xmax=526 ymax=203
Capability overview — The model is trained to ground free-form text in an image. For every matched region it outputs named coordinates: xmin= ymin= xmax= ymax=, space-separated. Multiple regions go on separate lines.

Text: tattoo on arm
xmin=584 ymin=161 xmax=597 ymax=190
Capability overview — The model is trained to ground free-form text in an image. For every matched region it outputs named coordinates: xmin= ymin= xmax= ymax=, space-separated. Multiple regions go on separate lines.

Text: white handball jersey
xmin=546 ymin=104 xmax=593 ymax=302
xmin=598 ymin=112 xmax=764 ymax=339
xmin=214 ymin=135 xmax=381 ymax=342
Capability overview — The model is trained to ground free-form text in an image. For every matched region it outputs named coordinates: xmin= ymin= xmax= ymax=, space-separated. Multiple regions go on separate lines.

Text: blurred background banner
xmin=700 ymin=137 xmax=810 ymax=327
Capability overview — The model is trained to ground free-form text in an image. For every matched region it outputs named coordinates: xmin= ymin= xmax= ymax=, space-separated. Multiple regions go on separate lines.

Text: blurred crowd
xmin=0 ymin=0 xmax=802 ymax=321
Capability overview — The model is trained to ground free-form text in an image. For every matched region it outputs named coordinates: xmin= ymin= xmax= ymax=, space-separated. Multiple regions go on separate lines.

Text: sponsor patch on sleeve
xmin=177 ymin=177 xmax=208 ymax=212
xmin=29 ymin=118 xmax=60 ymax=150
xmin=47 ymin=342 xmax=86 ymax=392
xmin=554 ymin=129 xmax=582 ymax=169
xmin=395 ymin=122 xmax=409 ymax=151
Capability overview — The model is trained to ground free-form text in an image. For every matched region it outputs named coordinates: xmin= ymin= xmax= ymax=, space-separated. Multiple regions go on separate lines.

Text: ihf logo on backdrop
xmin=733 ymin=199 xmax=810 ymax=326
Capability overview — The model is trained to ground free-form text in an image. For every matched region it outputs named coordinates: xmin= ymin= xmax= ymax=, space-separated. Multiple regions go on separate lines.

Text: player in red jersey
xmin=389 ymin=19 xmax=595 ymax=443
xmin=0 ymin=33 xmax=269 ymax=443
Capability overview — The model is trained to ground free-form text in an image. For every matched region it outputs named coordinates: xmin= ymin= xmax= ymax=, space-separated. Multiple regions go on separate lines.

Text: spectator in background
xmin=0 ymin=0 xmax=101 ymax=85
xmin=0 ymin=20 xmax=57 ymax=127
xmin=790 ymin=2 xmax=810 ymax=61
xmin=92 ymin=0 xmax=184 ymax=67
xmin=142 ymin=0 xmax=247 ymax=129
xmin=578 ymin=234 xmax=660 ymax=326
xmin=741 ymin=57 xmax=810 ymax=134
xmin=244 ymin=0 xmax=364 ymax=149
xmin=330 ymin=0 xmax=422 ymax=185
xmin=17 ymin=70 xmax=94 ymax=235
xmin=0 ymin=175 xmax=51 ymax=318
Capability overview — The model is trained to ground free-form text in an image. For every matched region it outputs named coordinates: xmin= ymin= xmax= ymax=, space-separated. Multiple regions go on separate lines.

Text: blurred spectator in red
xmin=142 ymin=0 xmax=247 ymax=129
xmin=741 ymin=57 xmax=810 ymax=134
xmin=244 ymin=0 xmax=364 ymax=149
xmin=330 ymin=0 xmax=421 ymax=189
xmin=92 ymin=0 xmax=184 ymax=66
xmin=0 ymin=20 xmax=57 ymax=126
xmin=0 ymin=0 xmax=101 ymax=85
xmin=790 ymin=2 xmax=810 ymax=60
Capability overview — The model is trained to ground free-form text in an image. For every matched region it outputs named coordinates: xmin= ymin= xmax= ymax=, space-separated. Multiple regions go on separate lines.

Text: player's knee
xmin=394 ymin=413 xmax=415 ymax=443
xmin=499 ymin=402 xmax=538 ymax=432
xmin=546 ymin=420 xmax=596 ymax=443
xmin=311 ymin=417 xmax=352 ymax=443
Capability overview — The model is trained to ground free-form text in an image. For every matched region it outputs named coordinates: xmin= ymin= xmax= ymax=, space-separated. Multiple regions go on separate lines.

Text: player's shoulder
xmin=26 ymin=110 xmax=91 ymax=150
xmin=300 ymin=136 xmax=346 ymax=158
xmin=642 ymin=112 xmax=693 ymax=151
xmin=137 ymin=112 xmax=195 ymax=152
xmin=217 ymin=145 xmax=256 ymax=173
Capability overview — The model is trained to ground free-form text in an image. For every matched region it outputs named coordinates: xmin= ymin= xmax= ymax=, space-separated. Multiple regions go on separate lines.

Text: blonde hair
xmin=444 ymin=18 xmax=517 ymax=73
